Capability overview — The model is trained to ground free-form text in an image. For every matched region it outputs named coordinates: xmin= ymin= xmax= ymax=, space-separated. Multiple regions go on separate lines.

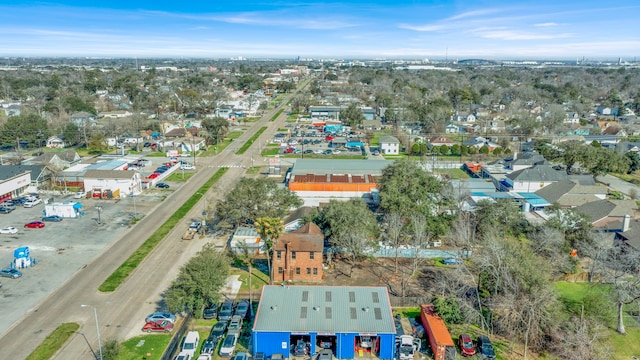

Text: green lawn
xmin=27 ymin=323 xmax=80 ymax=360
xmin=230 ymin=265 xmax=270 ymax=293
xmin=433 ymin=168 xmax=470 ymax=179
xmin=261 ymin=147 xmax=280 ymax=156
xmin=227 ymin=131 xmax=243 ymax=139
xmin=164 ymin=171 xmax=195 ymax=182
xmin=609 ymin=327 xmax=640 ymax=359
xmin=117 ymin=334 xmax=173 ymax=360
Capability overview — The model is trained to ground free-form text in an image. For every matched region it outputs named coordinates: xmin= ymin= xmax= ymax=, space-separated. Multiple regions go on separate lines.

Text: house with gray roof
xmin=498 ymin=164 xmax=568 ymax=192
xmin=252 ymin=285 xmax=396 ymax=359
xmin=535 ymin=179 xmax=607 ymax=208
xmin=575 ymin=199 xmax=637 ymax=231
xmin=379 ymin=135 xmax=400 ymax=155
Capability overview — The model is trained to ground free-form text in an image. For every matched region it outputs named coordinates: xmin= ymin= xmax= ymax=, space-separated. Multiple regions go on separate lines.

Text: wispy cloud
xmin=534 ymin=22 xmax=559 ymax=27
xmin=397 ymin=24 xmax=444 ymax=32
xmin=470 ymin=27 xmax=573 ymax=40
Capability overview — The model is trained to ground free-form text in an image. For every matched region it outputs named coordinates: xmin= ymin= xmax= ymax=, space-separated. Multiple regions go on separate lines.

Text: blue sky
xmin=1 ymin=1 xmax=639 ymax=59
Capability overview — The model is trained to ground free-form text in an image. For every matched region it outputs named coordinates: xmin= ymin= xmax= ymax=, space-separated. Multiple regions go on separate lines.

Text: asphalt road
xmin=0 ymin=82 xmax=307 ymax=359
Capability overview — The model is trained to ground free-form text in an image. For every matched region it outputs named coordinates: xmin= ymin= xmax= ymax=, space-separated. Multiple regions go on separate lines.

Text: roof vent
xmin=271 ymin=305 xmax=278 ymax=311
xmin=362 ymin=306 xmax=370 ymax=312
xmin=313 ymin=306 xmax=321 ymax=311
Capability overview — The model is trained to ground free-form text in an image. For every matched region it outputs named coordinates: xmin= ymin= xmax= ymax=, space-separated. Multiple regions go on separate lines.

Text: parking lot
xmin=0 ymin=191 xmax=166 ymax=333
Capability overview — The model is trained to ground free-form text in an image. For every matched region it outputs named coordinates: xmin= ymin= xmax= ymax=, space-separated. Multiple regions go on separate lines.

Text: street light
xmin=81 ymin=304 xmax=103 ymax=360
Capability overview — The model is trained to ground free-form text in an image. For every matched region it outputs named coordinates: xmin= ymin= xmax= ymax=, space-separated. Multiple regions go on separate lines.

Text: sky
xmin=1 ymin=1 xmax=639 ymax=60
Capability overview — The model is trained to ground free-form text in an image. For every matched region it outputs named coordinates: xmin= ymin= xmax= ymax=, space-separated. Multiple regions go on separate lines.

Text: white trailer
xmin=44 ymin=202 xmax=83 ymax=218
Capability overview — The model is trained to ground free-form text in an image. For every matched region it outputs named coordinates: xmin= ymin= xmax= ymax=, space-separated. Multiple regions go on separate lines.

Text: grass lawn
xmin=227 ymin=131 xmax=243 ymax=139
xmin=246 ymin=166 xmax=265 ymax=175
xmin=117 ymin=334 xmax=173 ymax=360
xmin=230 ymin=265 xmax=270 ymax=293
xmin=434 ymin=168 xmax=470 ymax=179
xmin=261 ymin=147 xmax=280 ymax=156
xmin=27 ymin=323 xmax=79 ymax=360
xmin=145 ymin=151 xmax=167 ymax=157
xmin=164 ymin=171 xmax=195 ymax=182
xmin=609 ymin=327 xmax=640 ymax=359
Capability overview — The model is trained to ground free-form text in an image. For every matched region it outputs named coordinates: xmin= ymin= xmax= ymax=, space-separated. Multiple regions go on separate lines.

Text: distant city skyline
xmin=1 ymin=1 xmax=639 ymax=59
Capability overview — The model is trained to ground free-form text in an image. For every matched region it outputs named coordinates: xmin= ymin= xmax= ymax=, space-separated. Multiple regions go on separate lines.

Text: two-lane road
xmin=0 ymin=80 xmax=309 ymax=359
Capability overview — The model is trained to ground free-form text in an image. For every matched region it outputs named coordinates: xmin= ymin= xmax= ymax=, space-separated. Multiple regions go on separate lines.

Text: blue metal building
xmin=252 ymin=286 xmax=396 ymax=360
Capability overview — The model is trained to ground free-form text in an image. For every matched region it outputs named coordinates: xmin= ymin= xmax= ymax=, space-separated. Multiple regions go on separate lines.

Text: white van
xmin=182 ymin=331 xmax=200 ymax=358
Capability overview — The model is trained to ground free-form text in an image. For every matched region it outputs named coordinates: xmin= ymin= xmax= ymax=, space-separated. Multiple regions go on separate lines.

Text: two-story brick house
xmin=272 ymin=222 xmax=324 ymax=283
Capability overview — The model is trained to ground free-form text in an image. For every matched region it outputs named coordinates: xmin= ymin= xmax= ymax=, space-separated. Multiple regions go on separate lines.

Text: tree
xmin=341 ymin=103 xmax=365 ymax=127
xmin=62 ymin=122 xmax=79 ymax=146
xmin=87 ymin=133 xmax=108 ymax=154
xmin=275 ymin=81 xmax=296 ymax=93
xmin=384 ymin=212 xmax=405 ymax=273
xmin=165 ymin=244 xmax=229 ymax=316
xmin=214 ymin=178 xmax=302 ymax=228
xmin=254 ymin=217 xmax=284 ymax=285
xmin=378 ymin=159 xmax=454 ymax=235
xmin=315 ymin=199 xmax=379 ymax=277
xmin=201 ymin=116 xmax=229 ymax=145
xmin=0 ymin=113 xmax=51 ymax=148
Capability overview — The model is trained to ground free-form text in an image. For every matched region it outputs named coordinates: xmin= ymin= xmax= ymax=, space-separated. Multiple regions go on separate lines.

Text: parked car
xmin=201 ymin=336 xmax=218 ymax=354
xmin=141 ymin=320 xmax=174 ymax=333
xmin=227 ymin=315 xmax=243 ymax=336
xmin=0 ymin=226 xmax=18 ymax=234
xmin=42 ymin=215 xmax=63 ymax=222
xmin=317 ymin=349 xmax=333 ymax=360
xmin=233 ymin=352 xmax=248 ymax=360
xmin=441 ymin=258 xmax=463 ymax=265
xmin=12 ymin=197 xmax=28 ymax=204
xmin=293 ymin=340 xmax=310 ymax=356
xmin=0 ymin=206 xmax=15 ymax=214
xmin=148 ymin=173 xmax=160 ymax=179
xmin=209 ymin=321 xmax=227 ymax=342
xmin=219 ymin=334 xmax=237 ymax=357
xmin=323 ymin=149 xmax=332 ymax=155
xmin=254 ymin=352 xmax=265 ymax=360
xmin=0 ymin=268 xmax=22 ymax=278
xmin=74 ymin=192 xmax=86 ymax=199
xmin=0 ymin=202 xmax=16 ymax=210
xmin=175 ymin=352 xmax=191 ymax=360
xmin=155 ymin=182 xmax=170 ymax=189
xmin=145 ymin=311 xmax=177 ymax=323
xmin=458 ymin=334 xmax=476 ymax=356
xmin=181 ymin=164 xmax=196 ymax=170
xmin=203 ymin=304 xmax=218 ymax=319
xmin=24 ymin=221 xmax=45 ymax=229
xmin=197 ymin=354 xmax=212 ymax=360
xmin=23 ymin=198 xmax=43 ymax=208
xmin=477 ymin=335 xmax=496 ymax=360
xmin=218 ymin=301 xmax=234 ymax=321
xmin=234 ymin=299 xmax=250 ymax=319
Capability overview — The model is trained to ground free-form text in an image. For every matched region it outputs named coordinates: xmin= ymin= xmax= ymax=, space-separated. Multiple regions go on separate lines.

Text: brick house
xmin=272 ymin=222 xmax=324 ymax=283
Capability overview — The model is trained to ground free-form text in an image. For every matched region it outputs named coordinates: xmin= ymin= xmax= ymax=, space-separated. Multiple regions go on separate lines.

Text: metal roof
xmin=253 ymin=286 xmax=395 ymax=334
xmin=291 ymin=159 xmax=393 ymax=176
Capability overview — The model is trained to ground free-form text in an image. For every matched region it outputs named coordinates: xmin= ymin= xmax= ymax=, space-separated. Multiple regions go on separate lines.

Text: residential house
xmin=602 ymin=126 xmax=627 ymax=137
xmin=452 ymin=112 xmax=476 ymax=122
xmin=165 ymin=128 xmax=187 ymax=138
xmin=69 ymin=112 xmax=96 ymax=127
xmin=614 ymin=217 xmax=640 ymax=251
xmin=379 ymin=135 xmax=400 ymax=155
xmin=575 ymin=199 xmax=638 ymax=231
xmin=596 ymin=107 xmax=619 ymax=116
xmin=46 ymin=136 xmax=65 ymax=149
xmin=0 ymin=165 xmax=51 ymax=190
xmin=564 ymin=112 xmax=580 ymax=125
xmin=504 ymin=152 xmax=547 ymax=171
xmin=535 ymin=179 xmax=608 ymax=208
xmin=499 ymin=164 xmax=568 ymax=192
xmin=487 ymin=118 xmax=506 ymax=132
xmin=98 ymin=110 xmax=132 ymax=119
xmin=582 ymin=134 xmax=621 ymax=148
xmin=23 ymin=150 xmax=81 ymax=170
xmin=445 ymin=123 xmax=459 ymax=134
xmin=3 ymin=104 xmax=21 ymax=117
xmin=272 ymin=222 xmax=324 ymax=283
xmin=229 ymin=226 xmax=264 ymax=255
xmin=463 ymin=136 xmax=500 ymax=151
xmin=428 ymin=136 xmax=456 ymax=147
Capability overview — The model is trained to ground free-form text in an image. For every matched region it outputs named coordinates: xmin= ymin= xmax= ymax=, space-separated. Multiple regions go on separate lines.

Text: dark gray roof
xmin=0 ymin=165 xmax=46 ymax=181
xmin=616 ymin=219 xmax=640 ymax=250
xmin=574 ymin=199 xmax=637 ymax=223
xmin=291 ymin=159 xmax=393 ymax=176
xmin=253 ymin=286 xmax=395 ymax=334
xmin=535 ymin=180 xmax=576 ymax=203
xmin=506 ymin=164 xmax=567 ymax=182
xmin=507 ymin=152 xmax=547 ymax=166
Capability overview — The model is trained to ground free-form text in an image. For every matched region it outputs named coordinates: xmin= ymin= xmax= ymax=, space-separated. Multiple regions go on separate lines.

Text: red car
xmin=458 ymin=334 xmax=476 ymax=356
xmin=24 ymin=221 xmax=45 ymax=229
xmin=141 ymin=320 xmax=174 ymax=333
xmin=148 ymin=173 xmax=160 ymax=179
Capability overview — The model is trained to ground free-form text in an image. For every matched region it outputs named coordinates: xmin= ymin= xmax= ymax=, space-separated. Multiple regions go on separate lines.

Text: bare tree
xmin=385 ymin=213 xmax=404 ymax=273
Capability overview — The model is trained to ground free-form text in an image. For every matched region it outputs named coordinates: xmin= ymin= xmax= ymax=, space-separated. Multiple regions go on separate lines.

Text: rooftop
xmin=253 ymin=286 xmax=395 ymax=334
xmin=291 ymin=159 xmax=393 ymax=176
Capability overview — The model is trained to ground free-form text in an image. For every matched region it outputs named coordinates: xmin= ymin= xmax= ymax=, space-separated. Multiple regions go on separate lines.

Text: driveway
xmin=597 ymin=174 xmax=640 ymax=199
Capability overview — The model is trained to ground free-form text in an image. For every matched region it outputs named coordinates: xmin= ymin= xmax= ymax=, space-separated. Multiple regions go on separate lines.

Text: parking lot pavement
xmin=0 ymin=193 xmax=163 ymax=334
